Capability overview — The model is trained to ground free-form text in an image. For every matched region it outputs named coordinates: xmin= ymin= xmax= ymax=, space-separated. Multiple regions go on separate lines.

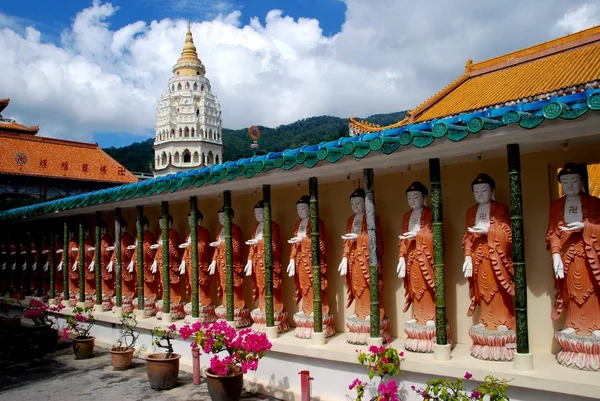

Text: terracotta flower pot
xmin=146 ymin=352 xmax=181 ymax=390
xmin=110 ymin=347 xmax=135 ymax=370
xmin=206 ymin=368 xmax=244 ymax=401
xmin=72 ymin=336 xmax=95 ymax=359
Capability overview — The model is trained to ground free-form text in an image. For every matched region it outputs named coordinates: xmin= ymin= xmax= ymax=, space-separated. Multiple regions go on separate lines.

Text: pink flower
xmin=61 ymin=327 xmax=69 ymax=340
xmin=470 ymin=390 xmax=482 ymax=399
xmin=349 ymin=378 xmax=365 ymax=390
xmin=399 ymin=351 xmax=404 ymax=357
xmin=464 ymin=372 xmax=473 ymax=380
xmin=168 ymin=324 xmax=176 ymax=330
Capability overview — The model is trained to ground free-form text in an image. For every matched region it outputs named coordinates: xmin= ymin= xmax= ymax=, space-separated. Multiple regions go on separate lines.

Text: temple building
xmin=0 ymin=97 xmax=137 ymax=210
xmin=4 ymin=25 xmax=600 ymax=401
xmin=152 ymin=24 xmax=223 ymax=177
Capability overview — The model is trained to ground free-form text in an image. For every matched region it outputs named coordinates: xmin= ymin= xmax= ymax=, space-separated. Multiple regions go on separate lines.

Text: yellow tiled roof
xmin=350 ymin=25 xmax=600 ymax=132
xmin=587 ymin=164 xmax=600 ymax=198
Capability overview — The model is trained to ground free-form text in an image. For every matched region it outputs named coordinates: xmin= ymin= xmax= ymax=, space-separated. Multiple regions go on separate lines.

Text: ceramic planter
xmin=146 ymin=352 xmax=181 ymax=390
xmin=110 ymin=347 xmax=135 ymax=370
xmin=206 ymin=368 xmax=244 ymax=401
xmin=72 ymin=336 xmax=95 ymax=359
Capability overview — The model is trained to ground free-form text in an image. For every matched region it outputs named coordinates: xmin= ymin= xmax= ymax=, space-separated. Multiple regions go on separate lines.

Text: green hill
xmin=104 ymin=111 xmax=407 ymax=173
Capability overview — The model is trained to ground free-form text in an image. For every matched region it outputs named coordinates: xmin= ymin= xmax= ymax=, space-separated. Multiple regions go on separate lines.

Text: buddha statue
xmin=151 ymin=214 xmax=184 ymax=319
xmin=54 ymin=237 xmax=64 ymax=302
xmin=116 ymin=218 xmax=136 ymax=311
xmin=67 ymin=227 xmax=79 ymax=305
xmin=245 ymin=200 xmax=288 ymax=333
xmin=547 ymin=163 xmax=600 ymax=371
xmin=462 ymin=173 xmax=516 ymax=361
xmin=398 ymin=181 xmax=446 ymax=353
xmin=80 ymin=227 xmax=95 ymax=305
xmin=180 ymin=210 xmax=216 ymax=323
xmin=129 ymin=216 xmax=160 ymax=316
xmin=287 ymin=195 xmax=334 ymax=339
xmin=209 ymin=206 xmax=250 ymax=328
xmin=338 ymin=187 xmax=388 ymax=344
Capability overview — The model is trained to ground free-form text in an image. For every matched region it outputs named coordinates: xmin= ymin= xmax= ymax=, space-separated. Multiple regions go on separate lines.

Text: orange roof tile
xmin=587 ymin=164 xmax=600 ymax=198
xmin=0 ymin=132 xmax=137 ymax=184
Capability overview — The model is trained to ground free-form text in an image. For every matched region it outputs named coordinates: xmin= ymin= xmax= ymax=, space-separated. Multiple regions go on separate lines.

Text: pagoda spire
xmin=172 ymin=22 xmax=205 ymax=76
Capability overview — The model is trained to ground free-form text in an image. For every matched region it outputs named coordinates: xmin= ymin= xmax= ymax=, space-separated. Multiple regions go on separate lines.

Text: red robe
xmin=111 ymin=232 xmax=135 ymax=299
xmin=67 ymin=238 xmax=79 ymax=295
xmin=82 ymin=236 xmax=95 ymax=295
xmin=546 ymin=194 xmax=600 ymax=335
xmin=248 ymin=222 xmax=283 ymax=313
xmin=182 ymin=226 xmax=213 ymax=306
xmin=54 ymin=240 xmax=64 ymax=294
xmin=100 ymin=234 xmax=114 ymax=297
xmin=214 ymin=224 xmax=244 ymax=310
xmin=399 ymin=208 xmax=436 ymax=325
xmin=462 ymin=202 xmax=515 ymax=330
xmin=290 ymin=219 xmax=329 ymax=315
xmin=155 ymin=228 xmax=182 ymax=304
xmin=343 ymin=214 xmax=385 ymax=320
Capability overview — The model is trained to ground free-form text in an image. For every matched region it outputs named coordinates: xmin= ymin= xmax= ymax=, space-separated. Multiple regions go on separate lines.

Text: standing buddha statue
xmin=130 ymin=216 xmax=160 ymax=316
xmin=67 ymin=227 xmax=79 ymax=306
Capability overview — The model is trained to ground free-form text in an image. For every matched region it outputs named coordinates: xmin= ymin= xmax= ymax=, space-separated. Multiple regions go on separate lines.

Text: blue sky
xmin=1 ymin=1 xmax=598 ymax=149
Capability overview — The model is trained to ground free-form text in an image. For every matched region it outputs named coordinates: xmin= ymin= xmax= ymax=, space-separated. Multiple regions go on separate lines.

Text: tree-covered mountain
xmin=104 ymin=111 xmax=407 ymax=174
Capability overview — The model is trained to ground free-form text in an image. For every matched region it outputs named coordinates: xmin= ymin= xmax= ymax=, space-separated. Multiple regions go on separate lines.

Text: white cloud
xmin=0 ymin=0 xmax=598 ymax=144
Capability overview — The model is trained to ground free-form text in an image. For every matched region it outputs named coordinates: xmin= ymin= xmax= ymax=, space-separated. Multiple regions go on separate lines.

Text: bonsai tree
xmin=62 ymin=306 xmax=95 ymax=340
xmin=412 ymin=372 xmax=510 ymax=401
xmin=152 ymin=324 xmax=179 ymax=358
xmin=24 ymin=299 xmax=64 ymax=329
xmin=113 ymin=311 xmax=139 ymax=351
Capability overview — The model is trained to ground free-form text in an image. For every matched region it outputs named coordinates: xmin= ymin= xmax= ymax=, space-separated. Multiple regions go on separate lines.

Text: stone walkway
xmin=0 ymin=341 xmax=275 ymax=401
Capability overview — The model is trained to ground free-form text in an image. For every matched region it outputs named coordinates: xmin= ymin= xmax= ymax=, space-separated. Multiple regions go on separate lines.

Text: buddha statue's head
xmin=218 ymin=206 xmax=234 ymax=226
xmin=350 ymin=188 xmax=366 ymax=214
xmin=296 ymin=195 xmax=310 ymax=220
xmin=141 ymin=216 xmax=150 ymax=232
xmin=100 ymin=220 xmax=108 ymax=235
xmin=558 ymin=163 xmax=586 ymax=197
xmin=406 ymin=181 xmax=428 ymax=210
xmin=187 ymin=210 xmax=204 ymax=227
xmin=253 ymin=200 xmax=265 ymax=223
xmin=158 ymin=214 xmax=173 ymax=229
xmin=118 ymin=217 xmax=129 ymax=234
xmin=471 ymin=173 xmax=495 ymax=205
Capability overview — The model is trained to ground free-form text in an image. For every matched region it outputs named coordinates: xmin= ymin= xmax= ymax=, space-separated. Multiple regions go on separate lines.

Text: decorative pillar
xmin=94 ymin=212 xmax=102 ymax=309
xmin=309 ymin=177 xmax=324 ymax=337
xmin=160 ymin=201 xmax=170 ymax=314
xmin=115 ymin=208 xmax=123 ymax=310
xmin=62 ymin=221 xmax=69 ymax=303
xmin=78 ymin=215 xmax=85 ymax=304
xmin=429 ymin=158 xmax=450 ymax=360
xmin=23 ymin=231 xmax=31 ymax=296
xmin=363 ymin=168 xmax=381 ymax=341
xmin=507 ymin=143 xmax=532 ymax=371
xmin=189 ymin=197 xmax=199 ymax=318
xmin=136 ymin=205 xmax=144 ymax=313
xmin=49 ymin=228 xmax=55 ymax=300
xmin=263 ymin=185 xmax=275 ymax=330
xmin=36 ymin=231 xmax=43 ymax=297
xmin=223 ymin=191 xmax=234 ymax=322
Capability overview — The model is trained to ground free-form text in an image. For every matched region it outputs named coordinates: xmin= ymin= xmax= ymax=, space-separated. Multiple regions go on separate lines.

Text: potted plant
xmin=110 ymin=311 xmax=139 ymax=370
xmin=62 ymin=306 xmax=96 ymax=359
xmin=347 ymin=345 xmax=404 ymax=401
xmin=411 ymin=371 xmax=510 ymax=400
xmin=179 ymin=320 xmax=272 ymax=401
xmin=0 ymin=299 xmax=25 ymax=329
xmin=24 ymin=299 xmax=64 ymax=354
xmin=147 ymin=325 xmax=181 ymax=390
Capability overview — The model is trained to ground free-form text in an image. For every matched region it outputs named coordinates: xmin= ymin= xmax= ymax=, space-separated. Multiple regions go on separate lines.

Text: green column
xmin=36 ymin=231 xmax=43 ymax=297
xmin=78 ymin=215 xmax=85 ymax=303
xmin=263 ymin=185 xmax=274 ymax=328
xmin=161 ymin=201 xmax=170 ymax=314
xmin=363 ymin=168 xmax=380 ymax=338
xmin=23 ymin=231 xmax=31 ymax=296
xmin=507 ymin=144 xmax=529 ymax=354
xmin=189 ymin=197 xmax=199 ymax=318
xmin=136 ymin=206 xmax=144 ymax=312
xmin=429 ymin=158 xmax=448 ymax=345
xmin=49 ymin=228 xmax=56 ymax=300
xmin=94 ymin=212 xmax=102 ymax=307
xmin=223 ymin=191 xmax=234 ymax=321
xmin=309 ymin=177 xmax=323 ymax=333
xmin=115 ymin=208 xmax=122 ymax=308
xmin=62 ymin=221 xmax=69 ymax=301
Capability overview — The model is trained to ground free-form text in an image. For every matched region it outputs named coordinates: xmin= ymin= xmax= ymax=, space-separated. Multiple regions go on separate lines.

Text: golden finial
xmin=465 ymin=58 xmax=473 ymax=73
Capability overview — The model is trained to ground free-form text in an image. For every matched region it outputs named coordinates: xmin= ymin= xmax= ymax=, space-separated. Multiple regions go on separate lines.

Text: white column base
xmin=514 ymin=352 xmax=534 ymax=371
xmin=48 ymin=298 xmax=56 ymax=306
xmin=76 ymin=301 xmax=85 ymax=308
xmin=433 ymin=343 xmax=452 ymax=361
xmin=114 ymin=307 xmax=123 ymax=316
xmin=93 ymin=304 xmax=104 ymax=314
xmin=226 ymin=320 xmax=236 ymax=329
xmin=135 ymin=310 xmax=147 ymax=320
xmin=188 ymin=316 xmax=201 ymax=323
xmin=61 ymin=300 xmax=70 ymax=308
xmin=366 ymin=337 xmax=383 ymax=347
xmin=265 ymin=326 xmax=278 ymax=340
xmin=162 ymin=312 xmax=172 ymax=323
xmin=312 ymin=332 xmax=326 ymax=346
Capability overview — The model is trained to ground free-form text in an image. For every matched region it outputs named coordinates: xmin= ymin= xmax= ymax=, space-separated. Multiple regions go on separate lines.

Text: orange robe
xmin=214 ymin=224 xmax=245 ymax=310
xmin=546 ymin=194 xmax=600 ymax=335
xmin=116 ymin=232 xmax=135 ymax=299
xmin=343 ymin=214 xmax=385 ymax=320
xmin=82 ymin=236 xmax=95 ymax=295
xmin=182 ymin=226 xmax=213 ymax=307
xmin=67 ymin=238 xmax=79 ymax=295
xmin=399 ymin=208 xmax=436 ymax=325
xmin=155 ymin=228 xmax=182 ymax=304
xmin=99 ymin=234 xmax=114 ymax=296
xmin=140 ymin=230 xmax=160 ymax=301
xmin=54 ymin=240 xmax=64 ymax=294
xmin=1 ymin=244 xmax=8 ymax=289
xmin=290 ymin=219 xmax=329 ymax=315
xmin=29 ymin=242 xmax=38 ymax=291
xmin=248 ymin=222 xmax=284 ymax=313
xmin=462 ymin=202 xmax=515 ymax=330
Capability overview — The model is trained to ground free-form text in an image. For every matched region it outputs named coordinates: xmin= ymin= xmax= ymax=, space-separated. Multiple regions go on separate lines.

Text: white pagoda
xmin=153 ymin=23 xmax=223 ymax=176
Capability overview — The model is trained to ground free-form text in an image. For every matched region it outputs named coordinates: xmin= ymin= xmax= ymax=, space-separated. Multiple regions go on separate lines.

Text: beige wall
xmin=108 ymin=142 xmax=600 ymax=355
